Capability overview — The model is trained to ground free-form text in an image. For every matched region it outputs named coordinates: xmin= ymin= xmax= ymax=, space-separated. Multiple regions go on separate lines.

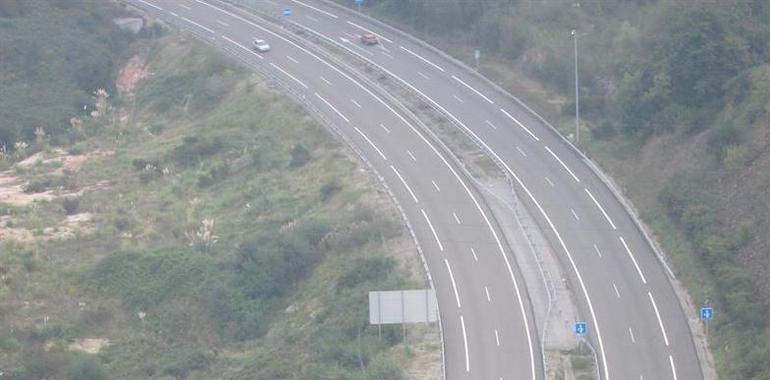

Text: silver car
xmin=252 ymin=39 xmax=270 ymax=52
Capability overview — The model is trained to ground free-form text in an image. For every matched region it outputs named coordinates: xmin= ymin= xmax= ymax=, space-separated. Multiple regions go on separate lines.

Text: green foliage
xmin=289 ymin=143 xmax=311 ymax=167
xmin=61 ymin=197 xmax=81 ymax=215
xmin=0 ymin=0 xmax=134 ymax=149
xmin=65 ymin=356 xmax=108 ymax=380
xmin=90 ymin=249 xmax=216 ymax=308
xmin=320 ymin=178 xmax=342 ymax=201
xmin=171 ymin=136 xmax=225 ymax=167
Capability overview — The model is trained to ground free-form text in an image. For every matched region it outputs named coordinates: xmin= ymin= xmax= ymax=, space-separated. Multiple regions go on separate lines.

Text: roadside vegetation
xmin=349 ymin=0 xmax=770 ymax=378
xmin=0 ymin=2 xmax=437 ymax=379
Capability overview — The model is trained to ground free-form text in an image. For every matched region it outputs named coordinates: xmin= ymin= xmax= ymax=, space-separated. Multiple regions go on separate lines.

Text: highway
xmin=130 ymin=0 xmax=544 ymax=379
xmin=129 ymin=1 xmax=704 ymax=379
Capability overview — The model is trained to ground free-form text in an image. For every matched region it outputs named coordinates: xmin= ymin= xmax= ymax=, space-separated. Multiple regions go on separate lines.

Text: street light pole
xmin=572 ymin=29 xmax=579 ymax=144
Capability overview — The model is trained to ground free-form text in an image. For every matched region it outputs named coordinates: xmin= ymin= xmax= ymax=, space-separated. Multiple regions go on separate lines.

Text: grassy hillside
xmin=0 ymin=4 xmax=436 ymax=379
xmin=348 ymin=0 xmax=770 ymax=378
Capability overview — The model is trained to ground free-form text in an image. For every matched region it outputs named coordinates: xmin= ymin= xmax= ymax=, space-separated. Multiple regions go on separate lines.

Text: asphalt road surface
xmin=129 ymin=1 xmax=703 ymax=379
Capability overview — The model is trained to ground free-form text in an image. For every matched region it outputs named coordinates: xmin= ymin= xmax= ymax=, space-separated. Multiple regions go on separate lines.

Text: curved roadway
xmin=131 ymin=1 xmax=703 ymax=379
xmin=132 ymin=0 xmax=544 ymax=379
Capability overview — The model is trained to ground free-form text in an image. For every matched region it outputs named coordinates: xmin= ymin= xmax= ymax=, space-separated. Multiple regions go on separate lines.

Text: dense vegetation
xmin=0 ymin=3 xmax=432 ymax=379
xmin=0 ymin=0 xmax=138 ymax=150
xmin=352 ymin=0 xmax=770 ymax=378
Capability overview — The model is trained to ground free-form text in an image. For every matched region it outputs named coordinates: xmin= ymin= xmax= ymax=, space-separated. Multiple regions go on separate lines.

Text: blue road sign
xmin=474 ymin=49 xmax=480 ymax=60
xmin=701 ymin=307 xmax=714 ymax=321
xmin=575 ymin=321 xmax=587 ymax=335
xmin=283 ymin=7 xmax=291 ymax=16
xmin=355 ymin=0 xmax=364 ymax=5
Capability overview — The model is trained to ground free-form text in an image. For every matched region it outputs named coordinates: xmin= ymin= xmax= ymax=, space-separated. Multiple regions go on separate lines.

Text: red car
xmin=360 ymin=33 xmax=378 ymax=45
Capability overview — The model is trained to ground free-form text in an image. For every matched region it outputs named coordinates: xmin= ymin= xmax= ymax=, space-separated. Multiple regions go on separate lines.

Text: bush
xmin=171 ymin=136 xmax=224 ymax=167
xmin=706 ymin=123 xmax=742 ymax=160
xmin=319 ymin=179 xmax=341 ymax=201
xmin=61 ymin=197 xmax=81 ymax=215
xmin=289 ymin=144 xmax=310 ymax=168
xmin=65 ymin=356 xmax=107 ymax=380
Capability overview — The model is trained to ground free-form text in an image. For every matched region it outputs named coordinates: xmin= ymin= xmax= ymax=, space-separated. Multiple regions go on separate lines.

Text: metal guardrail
xmin=137 ymin=3 xmax=449 ymax=379
xmin=308 ymin=2 xmax=715 ymax=378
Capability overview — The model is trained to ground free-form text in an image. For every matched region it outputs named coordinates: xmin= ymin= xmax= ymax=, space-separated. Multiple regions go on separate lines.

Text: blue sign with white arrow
xmin=575 ymin=321 xmax=587 ymax=335
xmin=700 ymin=307 xmax=714 ymax=321
xmin=283 ymin=7 xmax=291 ymax=17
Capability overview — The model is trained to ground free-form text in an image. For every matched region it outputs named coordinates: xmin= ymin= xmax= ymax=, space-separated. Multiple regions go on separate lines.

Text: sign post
xmin=700 ymin=307 xmax=713 ymax=339
xmin=474 ymin=49 xmax=480 ymax=71
xmin=575 ymin=321 xmax=587 ymax=336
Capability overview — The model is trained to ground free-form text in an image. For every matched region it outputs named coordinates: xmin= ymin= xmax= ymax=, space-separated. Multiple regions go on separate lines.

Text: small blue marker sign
xmin=474 ymin=49 xmax=480 ymax=60
xmin=575 ymin=321 xmax=587 ymax=335
xmin=700 ymin=307 xmax=713 ymax=321
xmin=283 ymin=7 xmax=291 ymax=17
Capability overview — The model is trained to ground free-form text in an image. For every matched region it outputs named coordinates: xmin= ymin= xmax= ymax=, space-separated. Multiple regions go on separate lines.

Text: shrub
xmin=65 ymin=356 xmax=107 ymax=380
xmin=289 ymin=144 xmax=310 ymax=168
xmin=319 ymin=179 xmax=341 ymax=201
xmin=24 ymin=177 xmax=54 ymax=193
xmin=197 ymin=173 xmax=214 ymax=188
xmin=171 ymin=136 xmax=224 ymax=167
xmin=706 ymin=123 xmax=741 ymax=160
xmin=61 ymin=197 xmax=81 ymax=215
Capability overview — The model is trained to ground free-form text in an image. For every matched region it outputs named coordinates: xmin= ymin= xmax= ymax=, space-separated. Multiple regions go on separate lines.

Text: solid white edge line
xmin=584 ymin=188 xmax=617 ymax=230
xmin=669 ymin=355 xmax=678 ymax=380
xmin=452 ymin=75 xmax=494 ymax=104
xmin=460 ymin=315 xmax=470 ymax=373
xmin=302 ymin=24 xmax=584 ymax=377
xmin=422 ymin=208 xmax=444 ymax=252
xmin=268 ymin=62 xmax=306 ymax=87
xmin=137 ymin=0 xmax=162 ymax=10
xmin=201 ymin=12 xmax=534 ymax=377
xmin=544 ymin=146 xmax=581 ymax=183
xmin=500 ymin=108 xmax=540 ymax=141
xmin=180 ymin=16 xmax=214 ymax=34
xmin=648 ymin=291 xmax=670 ymax=346
xmin=400 ymin=45 xmax=445 ymax=72
xmin=291 ymin=0 xmax=339 ymax=18
xmin=314 ymin=92 xmax=350 ymax=122
xmin=390 ymin=165 xmax=418 ymax=204
xmin=354 ymin=126 xmax=387 ymax=160
xmin=346 ymin=20 xmax=393 ymax=43
xmin=619 ymin=236 xmax=648 ymax=284
xmin=444 ymin=258 xmax=461 ymax=308
xmin=221 ymin=35 xmax=264 ymax=59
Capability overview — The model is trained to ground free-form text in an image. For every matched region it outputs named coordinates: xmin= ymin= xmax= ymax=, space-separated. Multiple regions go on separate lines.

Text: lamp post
xmin=571 ymin=29 xmax=579 ymax=144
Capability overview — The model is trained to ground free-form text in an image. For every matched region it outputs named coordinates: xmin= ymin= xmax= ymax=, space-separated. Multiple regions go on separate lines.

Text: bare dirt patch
xmin=69 ymin=337 xmax=109 ymax=354
xmin=117 ymin=55 xmax=150 ymax=98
